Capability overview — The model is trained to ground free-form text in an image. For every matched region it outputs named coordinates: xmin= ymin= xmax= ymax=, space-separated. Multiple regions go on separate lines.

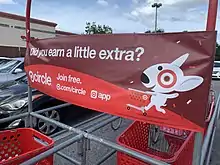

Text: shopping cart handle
xmin=205 ymin=94 xmax=215 ymax=123
xmin=128 ymin=88 xmax=156 ymax=96
xmin=34 ymin=136 xmax=49 ymax=146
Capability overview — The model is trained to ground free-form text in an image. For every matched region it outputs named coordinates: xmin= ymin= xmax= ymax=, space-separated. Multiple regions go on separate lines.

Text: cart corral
xmin=0 ymin=0 xmax=219 ymax=165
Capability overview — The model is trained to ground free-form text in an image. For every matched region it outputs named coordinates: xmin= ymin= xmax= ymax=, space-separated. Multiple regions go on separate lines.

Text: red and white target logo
xmin=157 ymin=70 xmax=177 ymax=88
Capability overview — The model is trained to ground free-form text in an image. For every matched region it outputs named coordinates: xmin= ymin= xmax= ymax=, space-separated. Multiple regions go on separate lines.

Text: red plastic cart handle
xmin=205 ymin=90 xmax=215 ymax=123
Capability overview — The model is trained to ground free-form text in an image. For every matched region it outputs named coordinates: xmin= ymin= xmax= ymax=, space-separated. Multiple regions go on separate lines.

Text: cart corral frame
xmin=0 ymin=0 xmax=219 ymax=164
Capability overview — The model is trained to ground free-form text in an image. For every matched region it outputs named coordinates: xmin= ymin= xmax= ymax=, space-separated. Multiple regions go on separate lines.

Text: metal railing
xmin=0 ymin=88 xmax=219 ymax=165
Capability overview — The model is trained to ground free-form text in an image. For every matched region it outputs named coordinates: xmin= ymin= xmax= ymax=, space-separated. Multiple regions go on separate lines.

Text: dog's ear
xmin=171 ymin=53 xmax=189 ymax=67
xmin=174 ymin=76 xmax=203 ymax=92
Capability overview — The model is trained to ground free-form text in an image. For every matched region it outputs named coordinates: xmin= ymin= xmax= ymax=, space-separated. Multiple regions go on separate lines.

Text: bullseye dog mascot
xmin=127 ymin=53 xmax=204 ymax=114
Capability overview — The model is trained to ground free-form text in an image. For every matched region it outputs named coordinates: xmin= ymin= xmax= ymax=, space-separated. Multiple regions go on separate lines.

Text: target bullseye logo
xmin=157 ymin=69 xmax=177 ymax=88
xmin=142 ymin=95 xmax=148 ymax=100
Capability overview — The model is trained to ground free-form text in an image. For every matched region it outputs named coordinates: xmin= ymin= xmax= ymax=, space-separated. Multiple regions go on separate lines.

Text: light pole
xmin=152 ymin=2 xmax=162 ymax=32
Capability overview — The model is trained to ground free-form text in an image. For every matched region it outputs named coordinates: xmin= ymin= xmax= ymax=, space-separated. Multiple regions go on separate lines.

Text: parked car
xmin=0 ymin=75 xmax=95 ymax=135
xmin=0 ymin=57 xmax=26 ymax=84
xmin=212 ymin=61 xmax=220 ymax=79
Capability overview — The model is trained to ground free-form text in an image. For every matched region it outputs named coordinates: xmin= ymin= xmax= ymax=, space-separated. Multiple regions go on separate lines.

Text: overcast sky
xmin=0 ymin=0 xmax=219 ymax=42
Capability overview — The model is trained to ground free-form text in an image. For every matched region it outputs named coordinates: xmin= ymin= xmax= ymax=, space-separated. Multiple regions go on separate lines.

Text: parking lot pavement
xmin=53 ymin=80 xmax=220 ymax=165
xmin=54 ymin=117 xmax=133 ymax=165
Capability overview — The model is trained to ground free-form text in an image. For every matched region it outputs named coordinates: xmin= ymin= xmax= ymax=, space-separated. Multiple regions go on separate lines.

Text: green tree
xmin=145 ymin=28 xmax=164 ymax=33
xmin=85 ymin=22 xmax=113 ymax=34
xmin=216 ymin=43 xmax=220 ymax=61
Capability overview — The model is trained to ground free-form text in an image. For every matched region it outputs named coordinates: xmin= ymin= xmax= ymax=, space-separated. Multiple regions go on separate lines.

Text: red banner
xmin=25 ymin=31 xmax=216 ymax=132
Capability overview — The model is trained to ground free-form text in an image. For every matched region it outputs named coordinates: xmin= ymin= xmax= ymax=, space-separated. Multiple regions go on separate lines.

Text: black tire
xmin=33 ymin=101 xmax=63 ymax=135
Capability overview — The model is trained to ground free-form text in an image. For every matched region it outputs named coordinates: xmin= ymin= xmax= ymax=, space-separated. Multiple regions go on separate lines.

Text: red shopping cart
xmin=117 ymin=121 xmax=195 ymax=165
xmin=0 ymin=128 xmax=54 ymax=165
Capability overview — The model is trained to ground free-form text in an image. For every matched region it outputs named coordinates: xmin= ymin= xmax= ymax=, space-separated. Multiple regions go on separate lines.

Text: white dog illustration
xmin=128 ymin=53 xmax=204 ymax=114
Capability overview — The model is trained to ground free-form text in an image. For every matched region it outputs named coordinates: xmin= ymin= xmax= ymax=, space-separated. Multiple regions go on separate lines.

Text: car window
xmin=16 ymin=62 xmax=25 ymax=72
xmin=0 ymin=59 xmax=11 ymax=67
xmin=0 ymin=60 xmax=21 ymax=73
xmin=214 ymin=62 xmax=220 ymax=67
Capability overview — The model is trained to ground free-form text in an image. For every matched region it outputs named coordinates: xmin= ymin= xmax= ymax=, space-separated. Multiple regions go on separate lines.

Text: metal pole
xmin=25 ymin=0 xmax=31 ymax=44
xmin=206 ymin=0 xmax=218 ymax=31
xmin=30 ymin=112 xmax=169 ymax=165
xmin=0 ymin=112 xmax=28 ymax=124
xmin=53 ymin=114 xmax=112 ymax=142
xmin=51 ymin=113 xmax=108 ymax=138
xmin=21 ymin=134 xmax=83 ymax=165
xmin=87 ymin=134 xmax=170 ymax=165
xmin=81 ymin=137 xmax=87 ymax=165
xmin=35 ymin=103 xmax=71 ymax=114
xmin=155 ymin=7 xmax=158 ymax=32
xmin=152 ymin=3 xmax=162 ymax=33
xmin=205 ymin=127 xmax=216 ymax=165
xmin=56 ymin=115 xmax=120 ymax=152
xmin=31 ymin=112 xmax=83 ymax=134
xmin=217 ymin=93 xmax=220 ymax=119
xmin=95 ymin=150 xmax=116 ymax=165
xmin=57 ymin=151 xmax=81 ymax=165
xmin=86 ymin=116 xmax=119 ymax=133
xmin=27 ymin=85 xmax=33 ymax=127
xmin=25 ymin=0 xmax=33 ymax=128
xmin=200 ymin=94 xmax=220 ymax=164
xmin=77 ymin=139 xmax=83 ymax=156
xmin=76 ymin=116 xmax=119 ymax=158
xmin=192 ymin=132 xmax=203 ymax=165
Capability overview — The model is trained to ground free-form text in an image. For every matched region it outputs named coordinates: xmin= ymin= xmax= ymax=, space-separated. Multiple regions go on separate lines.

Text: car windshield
xmin=214 ymin=62 xmax=220 ymax=67
xmin=0 ymin=59 xmax=20 ymax=73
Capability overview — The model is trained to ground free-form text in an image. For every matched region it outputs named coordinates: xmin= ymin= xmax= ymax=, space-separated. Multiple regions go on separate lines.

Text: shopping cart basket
xmin=117 ymin=121 xmax=195 ymax=165
xmin=0 ymin=128 xmax=54 ymax=165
